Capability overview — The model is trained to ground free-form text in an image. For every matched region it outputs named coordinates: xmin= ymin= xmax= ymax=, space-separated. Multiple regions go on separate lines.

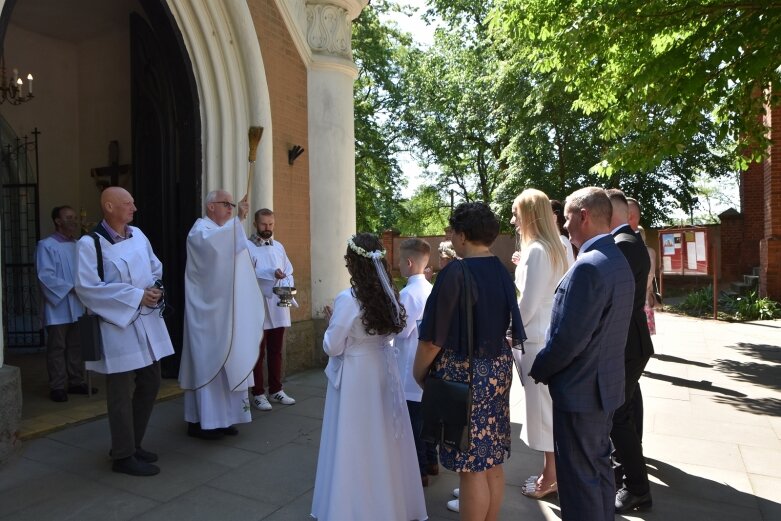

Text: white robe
xmin=312 ymin=289 xmax=427 ymax=521
xmin=74 ymin=227 xmax=174 ymax=374
xmin=246 ymin=238 xmax=296 ymax=329
xmin=394 ymin=274 xmax=432 ymax=402
xmin=179 ymin=217 xmax=264 ymax=428
xmin=36 ymin=235 xmax=84 ymax=326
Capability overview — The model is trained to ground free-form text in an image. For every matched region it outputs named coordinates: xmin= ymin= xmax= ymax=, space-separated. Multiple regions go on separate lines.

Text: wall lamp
xmin=288 ymin=145 xmax=305 ymax=165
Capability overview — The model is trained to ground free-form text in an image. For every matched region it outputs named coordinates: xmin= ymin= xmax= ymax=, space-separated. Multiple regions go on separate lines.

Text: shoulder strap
xmin=91 ymin=233 xmax=104 ymax=282
xmin=460 ymin=260 xmax=474 ymax=374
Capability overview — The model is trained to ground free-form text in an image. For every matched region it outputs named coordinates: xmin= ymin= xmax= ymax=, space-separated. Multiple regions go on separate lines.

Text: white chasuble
xmin=75 ymin=227 xmax=174 ymax=374
xmin=179 ymin=217 xmax=264 ymax=392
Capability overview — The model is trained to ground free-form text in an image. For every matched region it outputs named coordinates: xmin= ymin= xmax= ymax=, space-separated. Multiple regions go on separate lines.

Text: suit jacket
xmin=529 ymin=234 xmax=634 ymax=412
xmin=613 ymin=224 xmax=654 ymax=363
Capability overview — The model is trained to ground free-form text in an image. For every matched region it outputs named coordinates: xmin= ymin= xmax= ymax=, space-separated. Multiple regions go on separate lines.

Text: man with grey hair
xmin=530 ymin=187 xmax=634 ymax=521
xmin=179 ymin=190 xmax=264 ymax=440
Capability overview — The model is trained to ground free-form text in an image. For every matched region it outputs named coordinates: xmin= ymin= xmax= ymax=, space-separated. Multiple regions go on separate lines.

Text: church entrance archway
xmin=0 ymin=0 xmax=201 ymax=378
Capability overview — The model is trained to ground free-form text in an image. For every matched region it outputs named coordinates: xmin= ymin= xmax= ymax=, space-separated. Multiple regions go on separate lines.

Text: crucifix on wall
xmin=91 ymin=140 xmax=131 ymax=191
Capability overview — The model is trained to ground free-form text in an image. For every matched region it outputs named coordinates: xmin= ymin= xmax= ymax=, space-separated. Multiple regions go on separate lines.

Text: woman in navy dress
xmin=415 ymin=202 xmax=525 ymax=521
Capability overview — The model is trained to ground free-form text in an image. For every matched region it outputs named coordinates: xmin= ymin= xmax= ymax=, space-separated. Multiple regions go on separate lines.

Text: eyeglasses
xmin=213 ymin=201 xmax=236 ymax=208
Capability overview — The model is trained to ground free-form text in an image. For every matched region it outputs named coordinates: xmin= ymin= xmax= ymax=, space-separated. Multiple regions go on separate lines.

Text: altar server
xmin=75 ymin=187 xmax=174 ymax=476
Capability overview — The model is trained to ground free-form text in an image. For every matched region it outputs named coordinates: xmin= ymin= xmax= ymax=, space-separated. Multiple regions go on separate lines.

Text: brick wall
xmin=249 ymin=1 xmax=311 ymax=322
xmin=248 ymin=2 xmax=322 ymax=374
xmin=761 ymin=100 xmax=781 ymax=299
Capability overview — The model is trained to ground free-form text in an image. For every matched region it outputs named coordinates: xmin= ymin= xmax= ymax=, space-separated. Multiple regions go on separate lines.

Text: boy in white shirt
xmin=395 ymin=238 xmax=434 ymax=486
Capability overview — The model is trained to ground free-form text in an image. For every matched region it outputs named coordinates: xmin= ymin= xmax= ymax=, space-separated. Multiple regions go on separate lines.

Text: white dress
xmin=311 ymin=289 xmax=427 ymax=521
xmin=513 ymin=241 xmax=569 ymax=452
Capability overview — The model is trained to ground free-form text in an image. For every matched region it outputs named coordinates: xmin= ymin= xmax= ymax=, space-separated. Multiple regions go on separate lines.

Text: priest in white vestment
xmin=36 ymin=205 xmax=88 ymax=403
xmin=179 ymin=189 xmax=264 ymax=439
xmin=75 ymin=187 xmax=174 ymax=477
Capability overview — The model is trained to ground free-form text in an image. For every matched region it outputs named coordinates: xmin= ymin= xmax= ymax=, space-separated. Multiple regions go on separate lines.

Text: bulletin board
xmin=658 ymin=227 xmax=709 ymax=275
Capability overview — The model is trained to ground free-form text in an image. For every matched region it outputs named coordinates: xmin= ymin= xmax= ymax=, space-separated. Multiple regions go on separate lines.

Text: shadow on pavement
xmin=713 ymin=396 xmax=781 ymax=416
xmin=715 ymin=343 xmax=781 ymax=392
xmin=642 ymin=371 xmax=747 ymax=398
xmin=652 ymin=353 xmax=712 ymax=367
xmin=645 ymin=458 xmax=781 ymax=520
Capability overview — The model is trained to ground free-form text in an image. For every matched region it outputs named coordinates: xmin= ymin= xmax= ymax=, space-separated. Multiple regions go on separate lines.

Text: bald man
xmin=75 ymin=187 xmax=174 ymax=476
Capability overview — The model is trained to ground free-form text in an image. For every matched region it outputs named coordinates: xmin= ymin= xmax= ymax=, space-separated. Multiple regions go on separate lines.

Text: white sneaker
xmin=270 ymin=390 xmax=296 ymax=405
xmin=251 ymin=394 xmax=272 ymax=411
xmin=452 ymin=488 xmax=460 ymax=498
xmin=447 ymin=499 xmax=460 ymax=513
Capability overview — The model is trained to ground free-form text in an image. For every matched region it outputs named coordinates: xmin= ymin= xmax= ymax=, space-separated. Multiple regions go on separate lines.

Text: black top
xmin=419 ymin=257 xmax=526 ymax=359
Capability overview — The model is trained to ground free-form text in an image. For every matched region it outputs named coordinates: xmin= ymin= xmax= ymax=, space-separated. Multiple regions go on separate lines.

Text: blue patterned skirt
xmin=431 ymin=344 xmax=513 ymax=472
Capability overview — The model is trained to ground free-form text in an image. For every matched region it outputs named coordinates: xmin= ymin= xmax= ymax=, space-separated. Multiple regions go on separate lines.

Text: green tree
xmin=402 ymin=25 xmax=511 ymax=205
xmin=353 ymin=2 xmax=412 ymax=232
xmin=491 ymin=1 xmax=781 ymax=172
xmin=395 ymin=185 xmax=452 ymax=236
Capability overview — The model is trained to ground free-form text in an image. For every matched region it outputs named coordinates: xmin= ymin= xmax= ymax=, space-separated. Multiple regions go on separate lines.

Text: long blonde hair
xmin=512 ymin=189 xmax=568 ymax=278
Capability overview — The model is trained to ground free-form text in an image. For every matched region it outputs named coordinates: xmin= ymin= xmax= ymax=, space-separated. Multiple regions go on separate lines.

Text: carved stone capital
xmin=306 ymin=3 xmax=352 ymax=59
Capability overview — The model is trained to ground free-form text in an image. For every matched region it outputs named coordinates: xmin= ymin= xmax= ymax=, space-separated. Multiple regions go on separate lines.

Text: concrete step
xmin=743 ymin=274 xmax=759 ymax=287
xmin=730 ymin=281 xmax=753 ymax=295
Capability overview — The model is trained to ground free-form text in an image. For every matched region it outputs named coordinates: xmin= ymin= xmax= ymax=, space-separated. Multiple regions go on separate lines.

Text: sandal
xmin=521 ymin=479 xmax=558 ymax=499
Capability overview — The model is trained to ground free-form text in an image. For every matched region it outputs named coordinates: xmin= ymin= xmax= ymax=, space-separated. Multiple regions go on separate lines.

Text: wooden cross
xmin=91 ymin=140 xmax=131 ymax=191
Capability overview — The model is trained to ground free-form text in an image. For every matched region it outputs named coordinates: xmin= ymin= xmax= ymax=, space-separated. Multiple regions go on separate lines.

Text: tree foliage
xmin=353 ymin=2 xmax=412 ymax=233
xmin=491 ymin=1 xmax=781 ymax=172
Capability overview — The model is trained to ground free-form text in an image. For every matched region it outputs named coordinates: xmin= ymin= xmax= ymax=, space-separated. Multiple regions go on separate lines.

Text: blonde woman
xmin=510 ymin=189 xmax=571 ymax=499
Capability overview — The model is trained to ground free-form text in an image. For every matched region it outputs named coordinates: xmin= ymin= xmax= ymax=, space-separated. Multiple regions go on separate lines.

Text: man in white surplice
xmin=179 ymin=190 xmax=264 ymax=440
xmin=36 ymin=205 xmax=88 ymax=403
xmin=75 ymin=187 xmax=174 ymax=477
xmin=246 ymin=208 xmax=297 ymax=411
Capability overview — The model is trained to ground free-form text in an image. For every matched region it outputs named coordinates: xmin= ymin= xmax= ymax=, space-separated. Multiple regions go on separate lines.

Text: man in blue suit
xmin=530 ymin=187 xmax=634 ymax=521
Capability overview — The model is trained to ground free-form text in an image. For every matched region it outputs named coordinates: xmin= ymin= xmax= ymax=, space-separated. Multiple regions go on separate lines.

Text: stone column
xmin=306 ymin=0 xmax=368 ymax=315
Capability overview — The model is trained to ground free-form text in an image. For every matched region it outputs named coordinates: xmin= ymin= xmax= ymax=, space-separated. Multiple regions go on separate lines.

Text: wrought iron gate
xmin=1 ymin=127 xmax=41 ymax=348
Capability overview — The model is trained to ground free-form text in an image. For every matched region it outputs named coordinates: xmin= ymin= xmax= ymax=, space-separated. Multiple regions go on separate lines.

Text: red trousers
xmin=252 ymin=327 xmax=285 ymax=395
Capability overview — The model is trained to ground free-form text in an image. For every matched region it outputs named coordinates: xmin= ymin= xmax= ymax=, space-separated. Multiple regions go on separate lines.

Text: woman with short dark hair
xmin=415 ymin=202 xmax=526 ymax=521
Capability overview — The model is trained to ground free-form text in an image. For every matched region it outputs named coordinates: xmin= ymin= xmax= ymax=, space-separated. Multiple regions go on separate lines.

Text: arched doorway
xmin=0 ymin=0 xmax=201 ymax=378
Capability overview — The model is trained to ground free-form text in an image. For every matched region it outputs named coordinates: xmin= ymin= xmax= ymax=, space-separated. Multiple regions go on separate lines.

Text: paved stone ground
xmin=0 ymin=311 xmax=779 ymax=520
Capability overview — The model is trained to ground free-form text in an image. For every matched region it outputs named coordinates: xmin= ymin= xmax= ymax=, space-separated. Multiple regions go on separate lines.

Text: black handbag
xmin=78 ymin=233 xmax=104 ymax=362
xmin=420 ymin=260 xmax=474 ymax=452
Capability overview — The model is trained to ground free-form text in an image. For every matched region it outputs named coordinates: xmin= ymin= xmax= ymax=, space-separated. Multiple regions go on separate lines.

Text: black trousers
xmin=610 ymin=355 xmax=651 ymax=495
xmin=105 ymin=361 xmax=161 ymax=459
xmin=554 ymin=407 xmax=615 ymax=521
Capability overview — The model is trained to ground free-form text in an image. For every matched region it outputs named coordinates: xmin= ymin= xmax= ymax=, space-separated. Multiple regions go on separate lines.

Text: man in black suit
xmin=606 ymin=189 xmax=655 ymax=513
xmin=530 ymin=187 xmax=634 ymax=521
xmin=626 ymin=196 xmax=647 ymax=440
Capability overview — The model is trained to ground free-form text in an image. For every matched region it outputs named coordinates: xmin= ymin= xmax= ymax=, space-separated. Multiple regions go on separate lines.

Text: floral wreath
xmin=347 ymin=235 xmax=386 ymax=259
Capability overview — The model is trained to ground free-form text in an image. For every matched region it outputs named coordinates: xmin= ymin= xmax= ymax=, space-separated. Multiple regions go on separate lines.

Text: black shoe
xmin=68 ymin=384 xmax=98 ymax=395
xmin=219 ymin=426 xmax=239 ymax=436
xmin=50 ymin=389 xmax=68 ymax=402
xmin=187 ymin=422 xmax=224 ymax=440
xmin=109 ymin=447 xmax=159 ymax=463
xmin=134 ymin=447 xmax=158 ymax=463
xmin=112 ymin=455 xmax=160 ymax=476
xmin=615 ymin=487 xmax=652 ymax=513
